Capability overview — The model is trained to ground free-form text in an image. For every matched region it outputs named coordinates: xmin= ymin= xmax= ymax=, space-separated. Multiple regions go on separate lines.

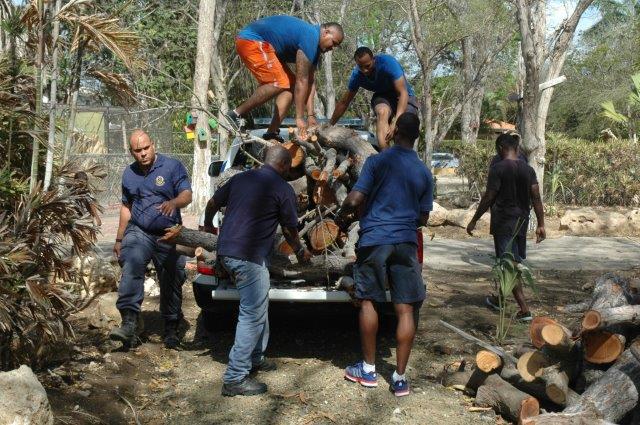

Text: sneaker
xmin=221 ymin=110 xmax=245 ymax=133
xmin=344 ymin=361 xmax=378 ymax=387
xmin=221 ymin=376 xmax=267 ymax=397
xmin=391 ymin=378 xmax=410 ymax=397
xmin=485 ymin=295 xmax=501 ymax=311
xmin=516 ymin=311 xmax=533 ymax=322
xmin=250 ymin=358 xmax=277 ymax=373
xmin=262 ymin=132 xmax=285 ymax=143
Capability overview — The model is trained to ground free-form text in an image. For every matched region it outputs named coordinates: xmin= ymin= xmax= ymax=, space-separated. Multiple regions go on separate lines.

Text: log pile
xmin=441 ymin=273 xmax=640 ymax=424
xmin=165 ymin=125 xmax=380 ymax=285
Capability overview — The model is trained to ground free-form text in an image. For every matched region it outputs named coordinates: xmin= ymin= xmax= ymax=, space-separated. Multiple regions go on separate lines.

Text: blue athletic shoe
xmin=344 ymin=361 xmax=378 ymax=387
xmin=391 ymin=378 xmax=410 ymax=397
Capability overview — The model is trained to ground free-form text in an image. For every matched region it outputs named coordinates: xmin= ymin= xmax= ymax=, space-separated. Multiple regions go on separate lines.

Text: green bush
xmin=438 ymin=137 xmax=640 ymax=207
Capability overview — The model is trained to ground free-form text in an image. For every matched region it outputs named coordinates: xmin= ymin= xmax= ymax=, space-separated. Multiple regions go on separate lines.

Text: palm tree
xmin=601 ymin=72 xmax=640 ymax=142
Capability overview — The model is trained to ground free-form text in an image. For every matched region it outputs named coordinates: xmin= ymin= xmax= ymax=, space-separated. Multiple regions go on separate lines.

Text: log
xmin=342 ymin=223 xmax=359 ymax=259
xmin=558 ymin=300 xmax=591 ymax=313
xmin=269 ymin=255 xmax=354 ymax=282
xmin=308 ymin=219 xmax=340 ymax=251
xmin=517 ymin=351 xmax=550 ymax=382
xmin=583 ymin=330 xmax=625 ymax=364
xmin=564 ymin=344 xmax=640 ymax=423
xmin=589 ymin=273 xmax=631 ymax=311
xmin=318 ymin=148 xmax=337 ymax=183
xmin=474 ymin=374 xmax=540 ymax=423
xmin=304 ymin=156 xmax=320 ymax=179
xmin=282 ymin=141 xmax=305 ymax=168
xmin=194 ymin=246 xmax=215 ymax=261
xmin=522 ymin=412 xmax=615 ymax=425
xmin=332 ymin=157 xmax=353 ymax=181
xmin=499 ymin=364 xmax=550 ymax=403
xmin=476 ymin=350 xmax=502 ymax=373
xmin=582 ymin=305 xmax=640 ymax=331
xmin=438 ymin=320 xmax=518 ymax=364
xmin=541 ymin=323 xmax=574 ymax=352
xmin=175 ymin=244 xmax=196 ymax=257
xmin=540 ymin=362 xmax=577 ymax=406
xmin=315 ymin=125 xmax=377 ymax=178
xmin=441 ymin=368 xmax=488 ymax=395
xmin=333 ymin=181 xmax=348 ymax=205
xmin=530 ymin=316 xmax=559 ymax=349
xmin=163 ymin=225 xmax=217 ymax=252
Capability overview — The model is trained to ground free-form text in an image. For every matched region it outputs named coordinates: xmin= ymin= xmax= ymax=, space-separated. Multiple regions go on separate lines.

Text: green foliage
xmin=0 ymin=168 xmax=28 ymax=211
xmin=600 ymin=72 xmax=640 ymax=139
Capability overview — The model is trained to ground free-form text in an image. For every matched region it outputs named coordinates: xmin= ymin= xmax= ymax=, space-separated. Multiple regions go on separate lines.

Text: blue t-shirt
xmin=214 ymin=165 xmax=299 ymax=265
xmin=121 ymin=154 xmax=192 ymax=234
xmin=353 ymin=146 xmax=433 ymax=247
xmin=348 ymin=54 xmax=415 ymax=97
xmin=238 ymin=15 xmax=322 ymax=66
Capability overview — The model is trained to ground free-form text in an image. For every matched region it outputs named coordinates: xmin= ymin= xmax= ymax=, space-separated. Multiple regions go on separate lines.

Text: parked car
xmin=430 ymin=152 xmax=459 ymax=169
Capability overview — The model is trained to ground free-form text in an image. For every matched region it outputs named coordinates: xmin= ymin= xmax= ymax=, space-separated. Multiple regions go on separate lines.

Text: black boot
xmin=164 ymin=319 xmax=180 ymax=349
xmin=221 ymin=377 xmax=268 ymax=397
xmin=109 ymin=309 xmax=139 ymax=349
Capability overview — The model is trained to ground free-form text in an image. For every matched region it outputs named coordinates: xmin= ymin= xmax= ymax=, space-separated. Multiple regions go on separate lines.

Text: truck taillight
xmin=197 ymin=260 xmax=216 ymax=276
xmin=417 ymin=229 xmax=424 ymax=264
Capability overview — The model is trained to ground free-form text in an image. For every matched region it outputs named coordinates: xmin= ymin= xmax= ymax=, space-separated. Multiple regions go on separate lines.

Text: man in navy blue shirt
xmin=335 ymin=113 xmax=433 ymax=397
xmin=204 ymin=145 xmax=312 ymax=397
xmin=330 ymin=47 xmax=419 ymax=149
xmin=223 ymin=16 xmax=344 ymax=140
xmin=109 ymin=130 xmax=192 ymax=350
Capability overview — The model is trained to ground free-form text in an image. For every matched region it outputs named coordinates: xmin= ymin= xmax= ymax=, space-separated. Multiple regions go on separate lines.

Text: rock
xmin=428 ymin=202 xmax=448 ymax=226
xmin=144 ymin=277 xmax=160 ymax=297
xmin=445 ymin=207 xmax=488 ymax=228
xmin=72 ymin=292 xmax=120 ymax=329
xmin=626 ymin=209 xmax=640 ymax=231
xmin=0 ymin=365 xmax=54 ymax=425
xmin=559 ymin=208 xmax=628 ymax=235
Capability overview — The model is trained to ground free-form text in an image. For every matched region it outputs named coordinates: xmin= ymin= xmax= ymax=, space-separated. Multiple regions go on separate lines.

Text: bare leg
xmin=512 ymin=281 xmax=529 ymax=313
xmin=359 ymin=300 xmax=378 ymax=365
xmin=267 ymin=89 xmax=293 ymax=134
xmin=374 ymin=104 xmax=392 ymax=149
xmin=235 ymin=84 xmax=285 ymax=117
xmin=394 ymin=303 xmax=416 ymax=375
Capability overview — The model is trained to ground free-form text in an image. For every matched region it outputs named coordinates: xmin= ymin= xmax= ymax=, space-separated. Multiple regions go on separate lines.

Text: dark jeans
xmin=116 ymin=223 xmax=186 ymax=321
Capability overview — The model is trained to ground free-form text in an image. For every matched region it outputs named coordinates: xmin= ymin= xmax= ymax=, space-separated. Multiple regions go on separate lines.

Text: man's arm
xmin=307 ymin=81 xmax=318 ymax=128
xmin=113 ymin=203 xmax=132 ymax=258
xmin=203 ymin=197 xmax=221 ymax=231
xmin=335 ymin=190 xmax=367 ymax=231
xmin=386 ymin=77 xmax=409 ymax=141
xmin=466 ymin=189 xmax=498 ymax=236
xmin=295 ymin=49 xmax=314 ymax=138
xmin=282 ymin=226 xmax=312 ymax=264
xmin=531 ymin=184 xmax=546 ymax=243
xmin=157 ymin=189 xmax=192 ymax=216
xmin=419 ymin=212 xmax=430 ymax=227
xmin=330 ymin=90 xmax=357 ymax=125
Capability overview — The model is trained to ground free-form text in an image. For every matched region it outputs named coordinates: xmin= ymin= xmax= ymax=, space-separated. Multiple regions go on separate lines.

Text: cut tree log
xmin=163 ymin=225 xmax=217 ymax=252
xmin=304 ymin=156 xmax=320 ymax=179
xmin=540 ymin=362 xmax=578 ymax=406
xmin=474 ymin=374 xmax=540 ymax=423
xmin=442 ymin=368 xmax=488 ymax=395
xmin=499 ymin=364 xmax=550 ymax=403
xmin=194 ymin=246 xmax=215 ymax=261
xmin=582 ymin=305 xmax=640 ymax=331
xmin=308 ymin=219 xmax=340 ymax=251
xmin=517 ymin=351 xmax=550 ymax=382
xmin=583 ymin=330 xmax=625 ymax=364
xmin=175 ymin=244 xmax=196 ymax=257
xmin=522 ymin=411 xmax=615 ymax=425
xmin=343 ymin=223 xmax=359 ymax=259
xmin=530 ymin=316 xmax=559 ymax=349
xmin=541 ymin=323 xmax=574 ymax=352
xmin=589 ymin=273 xmax=631 ymax=311
xmin=282 ymin=141 xmax=305 ymax=168
xmin=332 ymin=157 xmax=352 ymax=181
xmin=438 ymin=320 xmax=518 ymax=364
xmin=557 ymin=300 xmax=591 ymax=313
xmin=269 ymin=255 xmax=354 ymax=282
xmin=564 ymin=344 xmax=640 ymax=423
xmin=315 ymin=125 xmax=377 ymax=178
xmin=317 ymin=148 xmax=337 ymax=183
xmin=476 ymin=350 xmax=502 ymax=373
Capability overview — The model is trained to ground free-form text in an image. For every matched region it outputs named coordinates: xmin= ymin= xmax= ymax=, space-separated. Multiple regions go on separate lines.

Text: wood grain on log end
xmin=282 ymin=141 xmax=305 ymax=168
xmin=530 ymin=316 xmax=558 ymax=349
xmin=309 ymin=219 xmax=340 ymax=251
xmin=583 ymin=331 xmax=624 ymax=364
xmin=519 ymin=397 xmax=541 ymax=422
xmin=476 ymin=350 xmax=502 ymax=373
xmin=517 ymin=351 xmax=549 ymax=382
xmin=581 ymin=310 xmax=601 ymax=331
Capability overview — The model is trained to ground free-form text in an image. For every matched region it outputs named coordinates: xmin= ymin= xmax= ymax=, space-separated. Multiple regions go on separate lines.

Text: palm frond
xmin=601 ymin=100 xmax=629 ymax=123
xmin=87 ymin=68 xmax=137 ymax=106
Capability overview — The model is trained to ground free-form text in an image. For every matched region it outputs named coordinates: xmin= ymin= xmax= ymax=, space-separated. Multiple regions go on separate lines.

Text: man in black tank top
xmin=466 ymin=134 xmax=545 ymax=321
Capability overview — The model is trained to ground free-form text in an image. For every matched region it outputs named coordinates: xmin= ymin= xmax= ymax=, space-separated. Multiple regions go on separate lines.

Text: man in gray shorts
xmin=335 ymin=113 xmax=433 ymax=396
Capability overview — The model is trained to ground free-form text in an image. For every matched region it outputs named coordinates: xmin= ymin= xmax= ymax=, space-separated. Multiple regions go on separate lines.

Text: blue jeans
xmin=221 ymin=256 xmax=270 ymax=384
xmin=116 ymin=223 xmax=186 ymax=321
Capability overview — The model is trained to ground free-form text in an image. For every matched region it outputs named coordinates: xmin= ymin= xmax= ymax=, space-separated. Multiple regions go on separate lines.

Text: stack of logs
xmin=168 ymin=125 xmax=380 ymax=284
xmin=443 ymin=273 xmax=640 ymax=424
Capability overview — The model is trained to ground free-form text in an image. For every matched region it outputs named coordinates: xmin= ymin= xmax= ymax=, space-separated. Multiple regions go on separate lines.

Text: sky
xmin=547 ymin=0 xmax=601 ymax=36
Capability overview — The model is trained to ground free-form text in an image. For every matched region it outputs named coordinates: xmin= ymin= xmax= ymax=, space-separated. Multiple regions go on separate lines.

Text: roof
xmin=484 ymin=119 xmax=516 ymax=131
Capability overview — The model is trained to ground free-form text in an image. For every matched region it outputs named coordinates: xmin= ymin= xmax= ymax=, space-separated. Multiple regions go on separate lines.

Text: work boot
xmin=164 ymin=319 xmax=181 ymax=349
xmin=109 ymin=309 xmax=139 ymax=349
xmin=221 ymin=376 xmax=268 ymax=397
xmin=250 ymin=358 xmax=277 ymax=374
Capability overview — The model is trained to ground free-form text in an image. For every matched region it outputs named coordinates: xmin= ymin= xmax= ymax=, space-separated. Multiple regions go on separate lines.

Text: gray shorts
xmin=371 ymin=93 xmax=420 ymax=122
xmin=353 ymin=242 xmax=426 ymax=304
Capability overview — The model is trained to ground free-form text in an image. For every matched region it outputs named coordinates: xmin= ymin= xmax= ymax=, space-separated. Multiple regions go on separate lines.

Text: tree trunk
xmin=209 ymin=0 xmax=229 ymax=159
xmin=190 ymin=0 xmax=217 ymax=214
xmin=582 ymin=305 xmax=640 ymax=331
xmin=44 ymin=0 xmax=62 ymax=190
xmin=315 ymin=125 xmax=377 ymax=177
xmin=475 ymin=373 xmax=540 ymax=423
xmin=165 ymin=225 xmax=218 ymax=251
xmin=564 ymin=345 xmax=640 ymax=423
xmin=29 ymin=0 xmax=45 ymax=193
xmin=63 ymin=37 xmax=86 ymax=161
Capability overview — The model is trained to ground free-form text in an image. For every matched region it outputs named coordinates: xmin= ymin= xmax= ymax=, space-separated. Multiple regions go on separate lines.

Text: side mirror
xmin=208 ymin=160 xmax=225 ymax=177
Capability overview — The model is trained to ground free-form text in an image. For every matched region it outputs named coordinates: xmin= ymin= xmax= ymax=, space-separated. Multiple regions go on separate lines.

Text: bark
xmin=190 ymin=0 xmax=217 ymax=214
xmin=209 ymin=0 xmax=230 ymax=158
xmin=540 ymin=362 xmax=578 ymax=406
xmin=541 ymin=323 xmax=574 ymax=352
xmin=499 ymin=364 xmax=549 ymax=402
xmin=43 ymin=0 xmax=62 ymax=190
xmin=315 ymin=125 xmax=377 ymax=178
xmin=165 ymin=225 xmax=218 ymax=252
xmin=523 ymin=412 xmax=615 ymax=425
xmin=438 ymin=320 xmax=518 ymax=364
xmin=564 ymin=346 xmax=640 ymax=423
xmin=29 ymin=0 xmax=45 ymax=193
xmin=475 ymin=374 xmax=540 ymax=423
xmin=558 ymin=300 xmax=591 ymax=314
xmin=442 ymin=368 xmax=488 ymax=395
xmin=582 ymin=305 xmax=640 ymax=331
xmin=63 ymin=37 xmax=87 ymax=161
xmin=589 ymin=274 xmax=631 ymax=311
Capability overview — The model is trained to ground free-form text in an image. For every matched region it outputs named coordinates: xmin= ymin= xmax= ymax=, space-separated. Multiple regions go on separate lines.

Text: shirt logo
xmin=155 ymin=176 xmax=165 ymax=187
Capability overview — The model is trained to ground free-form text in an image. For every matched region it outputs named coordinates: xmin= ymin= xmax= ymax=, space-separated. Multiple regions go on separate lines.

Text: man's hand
xmin=159 ymin=225 xmax=181 ymax=243
xmin=466 ymin=219 xmax=477 ymax=236
xmin=307 ymin=115 xmax=318 ymax=129
xmin=385 ymin=118 xmax=397 ymax=142
xmin=297 ymin=248 xmax=313 ymax=264
xmin=113 ymin=241 xmax=122 ymax=259
xmin=536 ymin=226 xmax=546 ymax=243
xmin=157 ymin=199 xmax=177 ymax=216
xmin=296 ymin=117 xmax=308 ymax=141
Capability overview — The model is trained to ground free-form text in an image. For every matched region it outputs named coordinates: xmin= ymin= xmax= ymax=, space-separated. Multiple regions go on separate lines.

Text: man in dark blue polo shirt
xmin=223 ymin=16 xmax=344 ymax=140
xmin=204 ymin=145 xmax=312 ymax=397
xmin=335 ymin=113 xmax=433 ymax=397
xmin=109 ymin=129 xmax=192 ymax=350
xmin=330 ymin=47 xmax=419 ymax=149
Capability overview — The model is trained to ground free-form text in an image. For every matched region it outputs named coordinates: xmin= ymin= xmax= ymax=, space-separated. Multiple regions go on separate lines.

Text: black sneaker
xmin=163 ymin=319 xmax=181 ymax=349
xmin=250 ymin=358 xmax=277 ymax=373
xmin=221 ymin=376 xmax=268 ymax=397
xmin=221 ymin=110 xmax=245 ymax=133
xmin=485 ymin=295 xmax=501 ymax=311
xmin=262 ymin=132 xmax=285 ymax=143
xmin=516 ymin=311 xmax=533 ymax=322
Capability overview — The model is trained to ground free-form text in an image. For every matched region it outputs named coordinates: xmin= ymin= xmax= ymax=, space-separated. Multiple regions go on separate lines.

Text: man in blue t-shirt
xmin=223 ymin=16 xmax=344 ymax=141
xmin=110 ymin=130 xmax=192 ymax=350
xmin=334 ymin=113 xmax=433 ymax=397
xmin=330 ymin=47 xmax=419 ymax=149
